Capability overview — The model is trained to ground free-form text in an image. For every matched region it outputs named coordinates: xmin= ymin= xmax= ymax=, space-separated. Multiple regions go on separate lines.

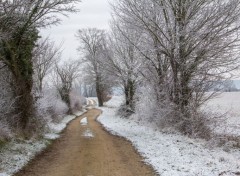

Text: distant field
xmin=204 ymin=92 xmax=240 ymax=136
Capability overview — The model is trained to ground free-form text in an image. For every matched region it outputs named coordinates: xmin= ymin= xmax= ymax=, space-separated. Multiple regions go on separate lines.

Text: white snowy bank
xmin=0 ymin=111 xmax=85 ymax=176
xmin=98 ymin=96 xmax=240 ymax=176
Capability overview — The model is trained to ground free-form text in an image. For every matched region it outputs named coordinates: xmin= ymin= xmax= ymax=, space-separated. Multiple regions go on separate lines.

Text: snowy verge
xmin=0 ymin=110 xmax=85 ymax=176
xmin=98 ymin=96 xmax=240 ymax=176
xmin=45 ymin=114 xmax=76 ymax=139
xmin=73 ymin=110 xmax=87 ymax=117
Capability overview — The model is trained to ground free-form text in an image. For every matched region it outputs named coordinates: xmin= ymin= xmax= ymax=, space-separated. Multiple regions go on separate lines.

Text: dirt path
xmin=15 ymin=109 xmax=156 ymax=176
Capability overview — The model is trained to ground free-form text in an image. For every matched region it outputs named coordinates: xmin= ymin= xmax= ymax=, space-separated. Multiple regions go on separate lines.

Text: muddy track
xmin=14 ymin=109 xmax=156 ymax=176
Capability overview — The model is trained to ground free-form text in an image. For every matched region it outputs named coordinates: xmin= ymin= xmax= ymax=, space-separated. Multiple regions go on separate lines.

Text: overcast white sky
xmin=40 ymin=0 xmax=112 ymax=60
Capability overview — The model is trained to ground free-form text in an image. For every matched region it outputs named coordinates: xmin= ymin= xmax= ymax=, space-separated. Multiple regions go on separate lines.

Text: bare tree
xmin=0 ymin=0 xmax=80 ymax=135
xmin=54 ymin=60 xmax=81 ymax=113
xmin=33 ymin=37 xmax=62 ymax=96
xmin=105 ymin=21 xmax=142 ymax=112
xmin=76 ymin=28 xmax=111 ymax=106
xmin=112 ymin=0 xmax=240 ymax=135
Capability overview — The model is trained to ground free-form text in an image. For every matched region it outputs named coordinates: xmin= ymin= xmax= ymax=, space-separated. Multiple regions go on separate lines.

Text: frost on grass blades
xmin=98 ymin=96 xmax=240 ymax=176
xmin=0 ymin=112 xmax=85 ymax=176
xmin=0 ymin=139 xmax=47 ymax=176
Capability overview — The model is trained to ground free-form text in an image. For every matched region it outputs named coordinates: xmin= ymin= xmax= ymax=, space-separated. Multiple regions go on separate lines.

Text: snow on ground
xmin=86 ymin=97 xmax=98 ymax=106
xmin=0 ymin=111 xmax=85 ymax=176
xmin=0 ymin=139 xmax=47 ymax=176
xmin=98 ymin=96 xmax=240 ymax=176
xmin=103 ymin=96 xmax=124 ymax=108
xmin=82 ymin=128 xmax=94 ymax=138
xmin=46 ymin=115 xmax=76 ymax=138
xmin=80 ymin=117 xmax=88 ymax=126
xmin=74 ymin=110 xmax=87 ymax=117
xmin=0 ymin=173 xmax=9 ymax=176
xmin=89 ymin=99 xmax=94 ymax=105
xmin=203 ymin=92 xmax=240 ymax=136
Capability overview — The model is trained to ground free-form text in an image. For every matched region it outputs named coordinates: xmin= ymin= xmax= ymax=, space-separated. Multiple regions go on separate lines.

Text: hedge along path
xmin=14 ymin=108 xmax=156 ymax=176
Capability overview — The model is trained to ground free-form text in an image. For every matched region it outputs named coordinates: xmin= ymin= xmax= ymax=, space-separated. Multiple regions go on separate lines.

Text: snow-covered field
xmin=98 ymin=95 xmax=240 ymax=176
xmin=0 ymin=111 xmax=85 ymax=176
xmin=204 ymin=92 xmax=240 ymax=136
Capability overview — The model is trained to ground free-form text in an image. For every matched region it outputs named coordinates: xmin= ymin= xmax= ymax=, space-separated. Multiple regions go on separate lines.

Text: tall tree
xmin=106 ymin=21 xmax=142 ymax=111
xmin=76 ymin=28 xmax=109 ymax=107
xmin=33 ymin=37 xmax=62 ymax=96
xmin=112 ymin=0 xmax=240 ymax=134
xmin=0 ymin=0 xmax=80 ymax=136
xmin=54 ymin=61 xmax=81 ymax=113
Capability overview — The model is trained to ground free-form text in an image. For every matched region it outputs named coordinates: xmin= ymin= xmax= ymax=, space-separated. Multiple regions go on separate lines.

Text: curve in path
xmin=14 ymin=109 xmax=156 ymax=176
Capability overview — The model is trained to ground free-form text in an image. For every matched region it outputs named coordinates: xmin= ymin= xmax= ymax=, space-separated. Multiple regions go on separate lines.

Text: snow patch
xmin=44 ymin=133 xmax=60 ymax=140
xmin=86 ymin=97 xmax=98 ymax=106
xmin=104 ymin=96 xmax=123 ymax=108
xmin=82 ymin=128 xmax=94 ymax=138
xmin=89 ymin=99 xmax=93 ymax=105
xmin=80 ymin=117 xmax=88 ymax=126
xmin=203 ymin=92 xmax=240 ymax=136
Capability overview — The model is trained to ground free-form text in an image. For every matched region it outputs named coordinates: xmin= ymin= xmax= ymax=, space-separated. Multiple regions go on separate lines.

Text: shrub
xmin=69 ymin=90 xmax=86 ymax=113
xmin=117 ymin=104 xmax=135 ymax=117
xmin=133 ymin=85 xmax=212 ymax=139
xmin=36 ymin=88 xmax=68 ymax=130
xmin=0 ymin=122 xmax=12 ymax=143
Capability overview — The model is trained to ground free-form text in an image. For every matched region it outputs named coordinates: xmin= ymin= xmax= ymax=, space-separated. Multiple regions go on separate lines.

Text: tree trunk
xmin=124 ymin=86 xmax=129 ymax=106
xmin=124 ymin=79 xmax=135 ymax=111
xmin=96 ymin=76 xmax=103 ymax=107
xmin=12 ymin=74 xmax=35 ymax=135
xmin=59 ymin=86 xmax=71 ymax=114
